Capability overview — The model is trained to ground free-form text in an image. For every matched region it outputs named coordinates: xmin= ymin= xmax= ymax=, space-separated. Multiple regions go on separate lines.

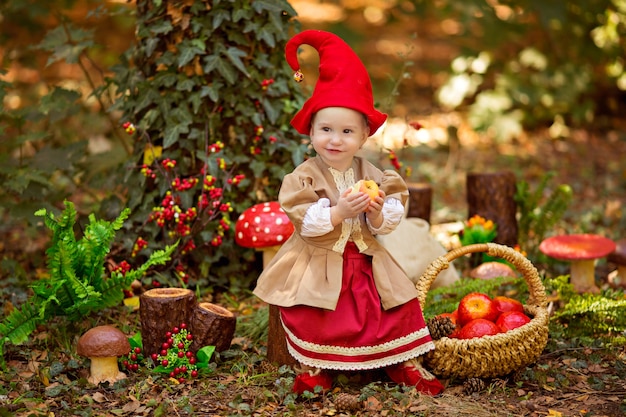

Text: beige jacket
xmin=253 ymin=156 xmax=418 ymax=311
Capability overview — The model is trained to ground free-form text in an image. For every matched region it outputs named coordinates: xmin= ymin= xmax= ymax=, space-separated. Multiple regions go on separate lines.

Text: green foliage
xmin=0 ymin=201 xmax=176 ymax=365
xmin=411 ymin=0 xmax=626 ymax=139
xmin=237 ymin=304 xmax=269 ymax=344
xmin=515 ymin=172 xmax=573 ymax=260
xmin=0 ymin=1 xmax=133 ymax=230
xmin=100 ymin=0 xmax=310 ymax=289
xmin=1 ymin=0 xmax=309 ymax=292
xmin=545 ymin=275 xmax=626 ymax=337
xmin=422 ymin=276 xmax=528 ymax=318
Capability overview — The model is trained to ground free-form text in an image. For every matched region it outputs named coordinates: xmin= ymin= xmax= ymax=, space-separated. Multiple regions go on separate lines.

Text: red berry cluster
xmin=121 ymin=346 xmax=143 ymax=372
xmin=132 ymin=237 xmax=149 ymax=257
xmin=122 ymin=122 xmax=136 ymax=135
xmin=261 ymin=78 xmax=274 ymax=90
xmin=150 ymin=323 xmax=199 ymax=383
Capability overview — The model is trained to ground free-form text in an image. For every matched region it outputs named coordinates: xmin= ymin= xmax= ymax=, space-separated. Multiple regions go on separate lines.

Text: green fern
xmin=0 ymin=201 xmax=177 ymax=366
xmin=545 ymin=276 xmax=626 ymax=337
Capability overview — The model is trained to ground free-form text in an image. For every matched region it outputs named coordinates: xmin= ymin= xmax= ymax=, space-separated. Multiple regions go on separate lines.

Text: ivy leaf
xmin=150 ymin=19 xmax=173 ymax=35
xmin=252 ymin=0 xmax=290 ymax=13
xmin=39 ymin=87 xmax=82 ymax=123
xmin=212 ymin=9 xmax=231 ymax=28
xmin=164 ymin=123 xmax=189 ymax=148
xmin=225 ymin=47 xmax=250 ymax=78
xmin=215 ymin=57 xmax=236 ymax=85
xmin=37 ymin=25 xmax=95 ymax=66
xmin=257 ymin=26 xmax=276 ymax=48
xmin=177 ymin=40 xmax=205 ymax=68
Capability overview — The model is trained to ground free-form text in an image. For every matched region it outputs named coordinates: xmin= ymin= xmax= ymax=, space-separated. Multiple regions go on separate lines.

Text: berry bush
xmin=102 ymin=0 xmax=310 ymax=290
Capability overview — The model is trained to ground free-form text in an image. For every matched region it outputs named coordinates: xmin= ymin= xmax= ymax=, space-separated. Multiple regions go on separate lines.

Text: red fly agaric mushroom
xmin=77 ymin=325 xmax=131 ymax=385
xmin=539 ymin=234 xmax=616 ymax=293
xmin=235 ymin=201 xmax=294 ymax=267
xmin=607 ymin=238 xmax=626 ymax=288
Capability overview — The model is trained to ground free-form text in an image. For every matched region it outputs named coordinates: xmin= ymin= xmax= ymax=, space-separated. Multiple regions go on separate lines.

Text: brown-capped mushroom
xmin=235 ymin=201 xmax=294 ymax=267
xmin=539 ymin=234 xmax=616 ymax=293
xmin=469 ymin=261 xmax=517 ymax=280
xmin=607 ymin=238 xmax=626 ymax=288
xmin=77 ymin=325 xmax=131 ymax=385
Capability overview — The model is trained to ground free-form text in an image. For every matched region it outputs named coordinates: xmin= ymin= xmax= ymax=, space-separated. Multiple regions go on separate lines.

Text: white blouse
xmin=300 ymin=167 xmax=404 ymax=254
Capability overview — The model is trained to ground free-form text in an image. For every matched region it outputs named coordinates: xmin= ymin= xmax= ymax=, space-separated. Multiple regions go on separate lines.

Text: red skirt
xmin=280 ymin=242 xmax=435 ymax=371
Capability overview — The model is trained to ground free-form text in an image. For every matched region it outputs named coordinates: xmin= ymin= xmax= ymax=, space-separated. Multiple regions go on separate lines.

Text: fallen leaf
xmin=364 ymin=396 xmax=381 ymax=411
xmin=547 ymin=410 xmax=563 ymax=417
xmin=92 ymin=392 xmax=107 ymax=403
xmin=587 ymin=364 xmax=605 ymax=373
xmin=123 ymin=401 xmax=141 ymax=412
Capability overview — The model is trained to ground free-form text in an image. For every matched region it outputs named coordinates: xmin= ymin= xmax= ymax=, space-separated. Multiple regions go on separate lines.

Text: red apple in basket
xmin=492 ymin=296 xmax=524 ymax=315
xmin=458 ymin=318 xmax=501 ymax=340
xmin=457 ymin=292 xmax=499 ymax=325
xmin=496 ymin=311 xmax=531 ymax=332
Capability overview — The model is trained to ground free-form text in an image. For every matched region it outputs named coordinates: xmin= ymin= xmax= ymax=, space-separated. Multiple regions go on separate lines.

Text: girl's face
xmin=309 ymin=107 xmax=369 ymax=171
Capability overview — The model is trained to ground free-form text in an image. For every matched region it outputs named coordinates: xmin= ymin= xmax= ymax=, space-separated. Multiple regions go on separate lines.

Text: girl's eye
xmin=322 ymin=127 xmax=331 ymax=132
xmin=343 ymin=129 xmax=352 ymax=134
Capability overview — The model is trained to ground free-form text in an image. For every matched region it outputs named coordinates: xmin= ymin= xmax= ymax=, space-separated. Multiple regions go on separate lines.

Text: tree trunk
xmin=190 ymin=302 xmax=237 ymax=353
xmin=139 ymin=288 xmax=197 ymax=356
xmin=406 ymin=183 xmax=433 ymax=222
xmin=267 ymin=305 xmax=297 ymax=366
xmin=466 ymin=171 xmax=518 ymax=247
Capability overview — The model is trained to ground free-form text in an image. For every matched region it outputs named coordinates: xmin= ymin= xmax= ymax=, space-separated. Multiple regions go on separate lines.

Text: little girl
xmin=253 ymin=30 xmax=444 ymax=396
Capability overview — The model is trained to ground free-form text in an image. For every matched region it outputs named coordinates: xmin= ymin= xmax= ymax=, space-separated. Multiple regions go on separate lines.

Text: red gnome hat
xmin=285 ymin=30 xmax=387 ymax=136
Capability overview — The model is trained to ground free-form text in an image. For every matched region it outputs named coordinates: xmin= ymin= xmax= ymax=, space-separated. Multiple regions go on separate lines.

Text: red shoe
xmin=385 ymin=359 xmax=444 ymax=396
xmin=292 ymin=370 xmax=333 ymax=395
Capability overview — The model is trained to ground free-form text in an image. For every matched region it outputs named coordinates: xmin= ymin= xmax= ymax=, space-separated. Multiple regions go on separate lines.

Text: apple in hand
xmin=495 ymin=311 xmax=531 ymax=332
xmin=492 ymin=296 xmax=524 ymax=315
xmin=457 ymin=292 xmax=499 ymax=325
xmin=457 ymin=318 xmax=501 ymax=339
xmin=350 ymin=179 xmax=379 ymax=201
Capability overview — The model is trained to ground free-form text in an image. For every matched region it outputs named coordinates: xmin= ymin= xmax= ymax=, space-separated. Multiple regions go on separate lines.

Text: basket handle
xmin=415 ymin=243 xmax=547 ymax=309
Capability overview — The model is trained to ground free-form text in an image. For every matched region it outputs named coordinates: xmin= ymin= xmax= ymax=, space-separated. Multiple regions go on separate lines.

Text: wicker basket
xmin=416 ymin=243 xmax=550 ymax=379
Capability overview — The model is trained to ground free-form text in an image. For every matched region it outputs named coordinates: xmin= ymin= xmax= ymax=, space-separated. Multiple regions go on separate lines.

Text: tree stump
xmin=139 ymin=288 xmax=197 ymax=356
xmin=406 ymin=183 xmax=433 ymax=222
xmin=267 ymin=305 xmax=297 ymax=366
xmin=190 ymin=302 xmax=237 ymax=353
xmin=466 ymin=171 xmax=518 ymax=247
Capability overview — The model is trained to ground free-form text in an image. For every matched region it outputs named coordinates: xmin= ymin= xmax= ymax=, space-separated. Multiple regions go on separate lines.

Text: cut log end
xmin=190 ymin=302 xmax=236 ymax=353
xmin=139 ymin=288 xmax=197 ymax=356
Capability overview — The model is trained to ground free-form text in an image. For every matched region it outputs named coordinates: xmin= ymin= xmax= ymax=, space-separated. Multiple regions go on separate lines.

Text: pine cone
xmin=257 ymin=360 xmax=278 ymax=375
xmin=463 ymin=377 xmax=486 ymax=394
xmin=427 ymin=315 xmax=457 ymax=339
xmin=334 ymin=393 xmax=360 ymax=412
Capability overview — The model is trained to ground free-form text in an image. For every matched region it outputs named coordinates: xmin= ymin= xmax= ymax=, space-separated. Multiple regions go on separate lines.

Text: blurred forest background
xmin=1 ymin=0 xmax=625 ymax=291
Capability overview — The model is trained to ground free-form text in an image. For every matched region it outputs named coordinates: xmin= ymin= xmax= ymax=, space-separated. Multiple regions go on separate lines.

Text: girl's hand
xmin=365 ymin=190 xmax=385 ymax=228
xmin=331 ymin=189 xmax=370 ymax=226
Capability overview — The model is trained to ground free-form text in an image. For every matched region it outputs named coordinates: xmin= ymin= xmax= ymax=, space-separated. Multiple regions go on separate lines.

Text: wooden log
xmin=406 ymin=183 xmax=433 ymax=222
xmin=466 ymin=171 xmax=518 ymax=247
xmin=267 ymin=305 xmax=297 ymax=366
xmin=139 ymin=288 xmax=197 ymax=357
xmin=190 ymin=302 xmax=237 ymax=353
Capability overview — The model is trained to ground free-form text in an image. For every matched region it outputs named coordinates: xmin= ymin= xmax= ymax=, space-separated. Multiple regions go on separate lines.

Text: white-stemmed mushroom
xmin=539 ymin=234 xmax=616 ymax=293
xmin=235 ymin=202 xmax=294 ymax=267
xmin=77 ymin=325 xmax=131 ymax=385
